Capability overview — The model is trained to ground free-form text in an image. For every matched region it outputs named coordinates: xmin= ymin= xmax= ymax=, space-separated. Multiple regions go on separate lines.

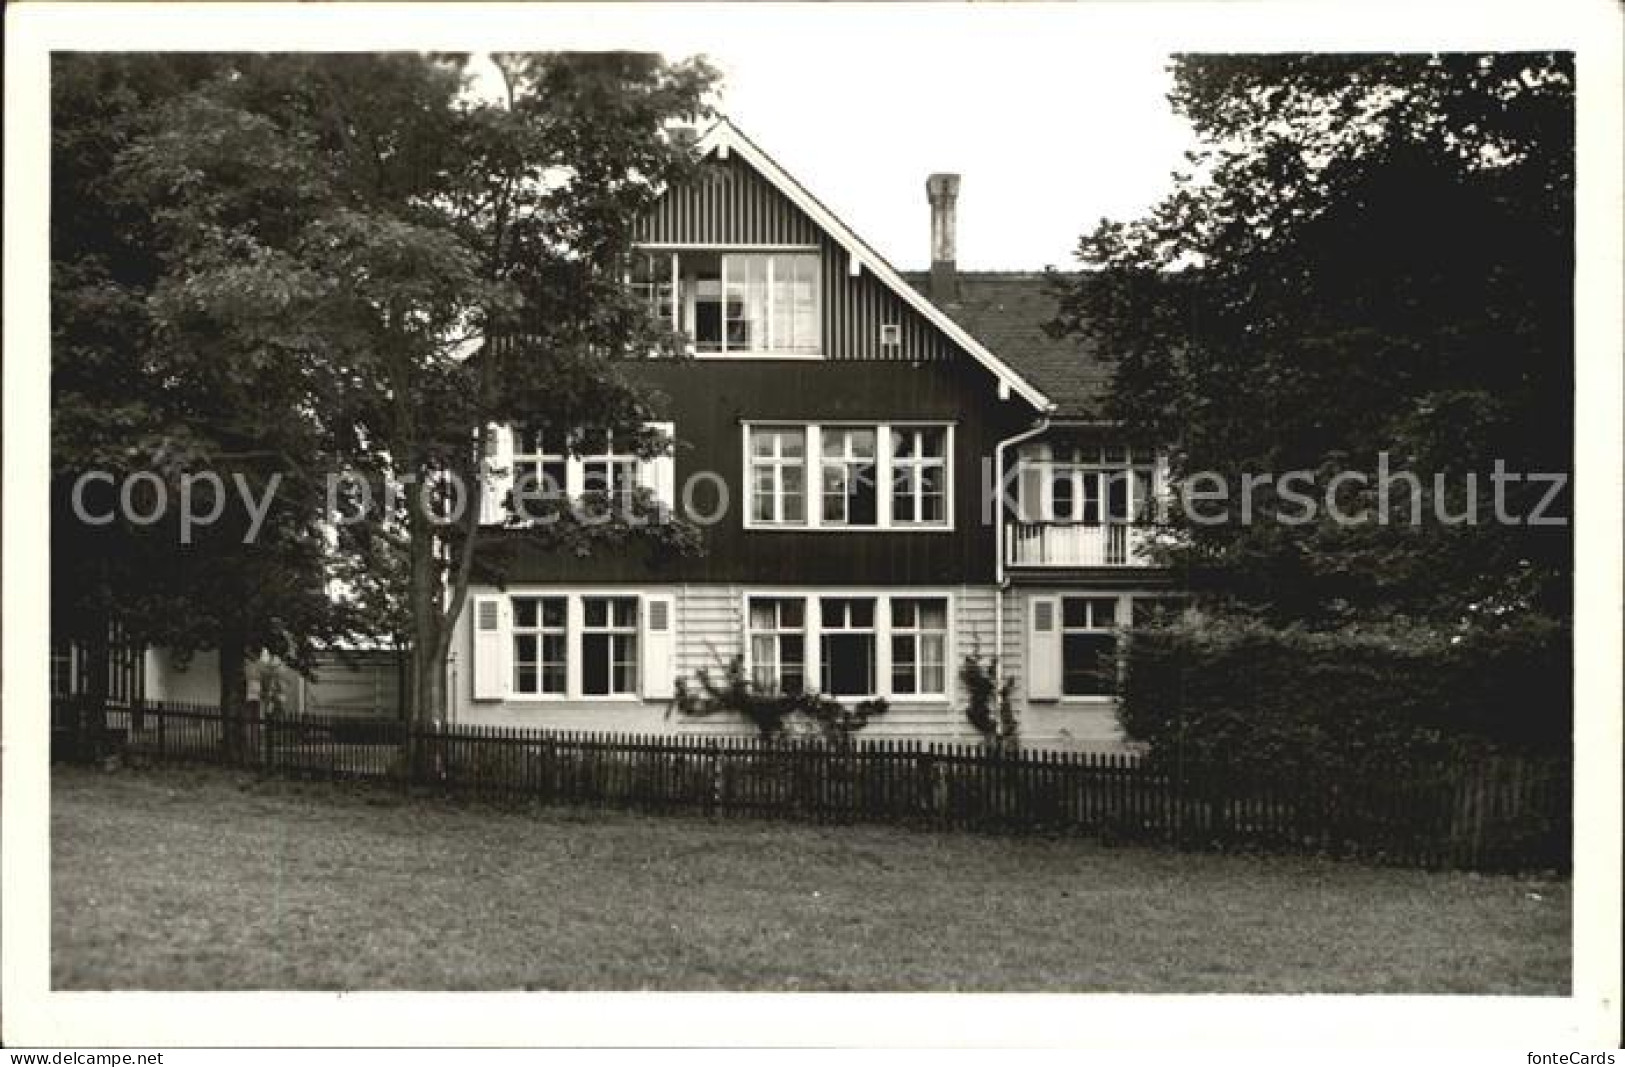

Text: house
xmin=451 ymin=118 xmax=1179 ymax=749
xmin=50 ymin=635 xmax=405 ymax=719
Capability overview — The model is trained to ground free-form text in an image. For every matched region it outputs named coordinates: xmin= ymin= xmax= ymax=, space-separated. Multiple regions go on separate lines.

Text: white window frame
xmin=1059 ymin=594 xmax=1124 ymax=701
xmin=888 ymin=426 xmax=950 ymax=527
xmin=495 ymin=422 xmax=675 ymax=526
xmin=818 ymin=426 xmax=880 ymax=528
xmin=1018 ymin=445 xmax=1157 ymax=525
xmin=635 ymin=246 xmax=825 ymax=359
xmin=580 ymin=595 xmax=640 ymax=699
xmin=889 ymin=596 xmax=950 ymax=697
xmin=738 ymin=589 xmax=956 ymax=704
xmin=818 ymin=595 xmax=878 ymax=699
xmin=493 ymin=589 xmax=669 ymax=703
xmin=578 ymin=432 xmax=641 ymax=515
xmin=510 ymin=595 xmax=568 ymax=698
xmin=511 ymin=429 xmax=569 ymax=521
xmin=746 ymin=596 xmax=808 ymax=694
xmin=747 ymin=428 xmax=808 ymax=526
xmin=741 ymin=421 xmax=956 ymax=532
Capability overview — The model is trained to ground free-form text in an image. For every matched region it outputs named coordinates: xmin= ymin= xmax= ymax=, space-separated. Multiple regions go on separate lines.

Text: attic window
xmin=879 ymin=324 xmax=902 ymax=348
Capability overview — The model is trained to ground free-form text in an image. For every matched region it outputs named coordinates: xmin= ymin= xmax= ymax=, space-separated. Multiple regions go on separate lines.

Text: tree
xmin=52 ymin=55 xmax=361 ymax=756
xmin=1051 ymin=53 xmax=1573 ymax=630
xmin=108 ymin=52 xmax=716 ymax=738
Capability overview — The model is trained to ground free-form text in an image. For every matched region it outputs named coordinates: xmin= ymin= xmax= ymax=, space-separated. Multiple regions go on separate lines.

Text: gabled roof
xmin=694 ymin=118 xmax=1055 ymax=413
xmin=901 ymin=271 xmax=1112 ymax=418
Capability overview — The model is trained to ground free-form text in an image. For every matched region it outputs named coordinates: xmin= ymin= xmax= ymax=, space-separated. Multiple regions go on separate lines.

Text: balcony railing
xmin=1005 ymin=522 xmax=1155 ymax=568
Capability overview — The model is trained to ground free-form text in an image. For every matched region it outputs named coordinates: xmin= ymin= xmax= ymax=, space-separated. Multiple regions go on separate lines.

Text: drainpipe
xmin=993 ymin=416 xmax=1051 ymax=671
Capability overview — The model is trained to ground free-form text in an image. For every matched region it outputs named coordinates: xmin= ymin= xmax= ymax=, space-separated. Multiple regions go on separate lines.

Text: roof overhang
xmin=692 ymin=118 xmax=1056 ymax=414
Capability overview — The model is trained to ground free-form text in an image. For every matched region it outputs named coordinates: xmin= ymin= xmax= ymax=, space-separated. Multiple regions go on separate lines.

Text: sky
xmin=471 ymin=28 xmax=1199 ymax=272
xmin=705 ymin=41 xmax=1197 ymax=271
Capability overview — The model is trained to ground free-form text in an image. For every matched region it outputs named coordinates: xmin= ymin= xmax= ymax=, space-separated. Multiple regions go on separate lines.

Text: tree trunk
xmin=404 ymin=485 xmax=447 ymax=780
xmin=217 ymin=624 xmax=249 ymax=765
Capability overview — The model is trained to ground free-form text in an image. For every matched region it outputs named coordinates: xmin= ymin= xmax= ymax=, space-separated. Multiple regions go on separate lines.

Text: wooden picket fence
xmin=51 ymin=697 xmax=1570 ymax=872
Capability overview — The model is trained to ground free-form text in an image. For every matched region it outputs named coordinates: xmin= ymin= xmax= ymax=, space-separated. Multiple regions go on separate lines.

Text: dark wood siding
xmin=636 ymin=154 xmax=959 ymax=363
xmin=638 ymin=155 xmax=822 ymax=246
xmin=477 ymin=358 xmax=1033 ymax=586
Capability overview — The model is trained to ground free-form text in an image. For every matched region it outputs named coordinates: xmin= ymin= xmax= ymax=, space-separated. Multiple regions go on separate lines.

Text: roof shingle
xmin=901 ymin=270 xmax=1111 ymax=418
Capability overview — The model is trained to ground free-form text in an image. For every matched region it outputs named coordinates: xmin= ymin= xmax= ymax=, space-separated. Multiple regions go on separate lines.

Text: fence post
xmin=705 ymin=739 xmax=721 ymax=818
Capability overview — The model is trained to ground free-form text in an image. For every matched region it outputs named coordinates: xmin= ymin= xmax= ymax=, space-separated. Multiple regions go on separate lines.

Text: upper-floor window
xmin=1018 ymin=444 xmax=1156 ymax=523
xmin=493 ymin=422 xmax=674 ymax=526
xmin=580 ymin=433 xmax=640 ymax=515
xmin=748 ymin=428 xmax=807 ymax=525
xmin=513 ymin=429 xmax=568 ymax=505
xmin=890 ymin=427 xmax=947 ymax=524
xmin=631 ymin=250 xmax=821 ymax=357
xmin=820 ymin=427 xmax=878 ymax=526
xmin=743 ymin=422 xmax=954 ymax=531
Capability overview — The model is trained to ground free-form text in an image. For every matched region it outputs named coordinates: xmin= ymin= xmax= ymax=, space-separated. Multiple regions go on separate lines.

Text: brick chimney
xmin=926 ymin=172 xmax=960 ymax=305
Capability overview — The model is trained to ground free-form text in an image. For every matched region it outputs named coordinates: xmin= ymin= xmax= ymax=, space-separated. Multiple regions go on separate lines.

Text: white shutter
xmin=471 ymin=594 xmax=507 ymax=701
xmin=641 ymin=421 xmax=676 ymax=513
xmin=1027 ymin=594 xmax=1061 ymax=701
xmin=641 ymin=593 xmax=676 ymax=699
xmin=482 ymin=425 xmax=514 ymax=525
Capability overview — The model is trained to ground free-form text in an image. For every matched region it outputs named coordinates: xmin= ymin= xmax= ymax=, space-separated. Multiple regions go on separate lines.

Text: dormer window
xmin=631 ymin=250 xmax=821 ymax=357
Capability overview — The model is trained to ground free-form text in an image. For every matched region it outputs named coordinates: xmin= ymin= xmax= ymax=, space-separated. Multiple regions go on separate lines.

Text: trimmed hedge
xmin=1118 ymin=613 xmax=1570 ymax=781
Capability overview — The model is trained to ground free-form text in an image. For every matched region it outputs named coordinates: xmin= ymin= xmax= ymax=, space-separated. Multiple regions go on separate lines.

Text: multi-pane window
xmin=674 ymin=251 xmax=821 ymax=355
xmin=512 ymin=428 xmax=568 ymax=519
xmin=890 ymin=427 xmax=947 ymax=525
xmin=748 ymin=429 xmax=807 ymax=524
xmin=582 ymin=596 xmax=639 ymax=696
xmin=741 ymin=594 xmax=952 ymax=700
xmin=819 ymin=427 xmax=878 ymax=526
xmin=748 ymin=597 xmax=806 ymax=694
xmin=1022 ymin=445 xmax=1155 ymax=523
xmin=629 ymin=251 xmax=678 ymax=328
xmin=890 ymin=598 xmax=948 ymax=696
xmin=512 ymin=596 xmax=567 ymax=695
xmin=819 ymin=597 xmax=877 ymax=696
xmin=745 ymin=423 xmax=952 ymax=529
xmin=1061 ymin=597 xmax=1119 ymax=697
xmin=580 ymin=434 xmax=640 ymax=515
xmin=50 ymin=642 xmax=74 ymax=697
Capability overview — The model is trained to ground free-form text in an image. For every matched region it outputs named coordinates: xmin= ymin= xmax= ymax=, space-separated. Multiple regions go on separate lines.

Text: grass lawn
xmin=51 ymin=765 xmax=1571 ymax=992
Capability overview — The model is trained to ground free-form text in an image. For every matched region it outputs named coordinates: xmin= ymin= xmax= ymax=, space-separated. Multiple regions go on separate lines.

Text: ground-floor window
xmin=51 ymin=641 xmax=76 ymax=697
xmin=1061 ymin=596 xmax=1119 ymax=697
xmin=819 ymin=597 xmax=877 ymax=697
xmin=890 ymin=597 xmax=948 ymax=696
xmin=582 ymin=596 xmax=640 ymax=696
xmin=511 ymin=596 xmax=567 ymax=695
xmin=743 ymin=593 xmax=952 ymax=701
xmin=748 ymin=597 xmax=806 ymax=694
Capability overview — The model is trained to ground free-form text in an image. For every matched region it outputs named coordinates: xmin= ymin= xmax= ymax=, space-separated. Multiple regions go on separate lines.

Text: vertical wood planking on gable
xmin=636 ymin=154 xmax=962 ymax=363
xmin=638 ymin=155 xmax=821 ymax=246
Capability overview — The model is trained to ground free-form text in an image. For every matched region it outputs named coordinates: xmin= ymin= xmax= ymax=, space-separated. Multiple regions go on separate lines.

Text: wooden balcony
xmin=1005 ymin=522 xmax=1155 ymax=568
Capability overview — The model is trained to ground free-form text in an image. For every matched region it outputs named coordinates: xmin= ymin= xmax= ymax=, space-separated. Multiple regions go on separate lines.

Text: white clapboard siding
xmin=471 ymin=594 xmax=506 ymax=700
xmin=675 ymin=585 xmax=745 ymax=684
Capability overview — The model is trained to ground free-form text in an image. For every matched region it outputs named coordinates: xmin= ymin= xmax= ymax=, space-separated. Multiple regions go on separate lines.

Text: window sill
xmin=691 ymin=352 xmax=827 ymax=361
xmin=742 ymin=522 xmax=956 ymax=533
